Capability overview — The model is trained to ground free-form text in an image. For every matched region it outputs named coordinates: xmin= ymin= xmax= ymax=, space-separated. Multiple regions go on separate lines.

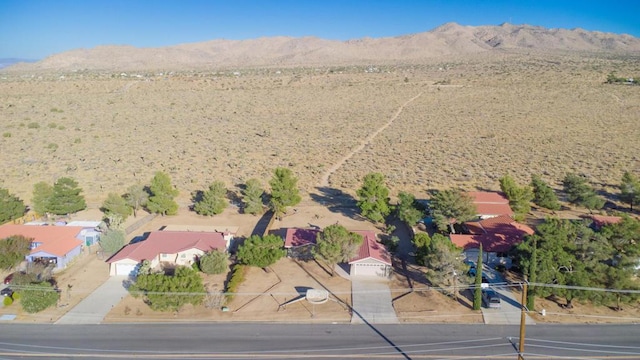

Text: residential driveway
xmin=480 ymin=266 xmax=535 ymax=325
xmin=351 ymin=277 xmax=398 ymax=324
xmin=56 ymin=276 xmax=129 ymax=324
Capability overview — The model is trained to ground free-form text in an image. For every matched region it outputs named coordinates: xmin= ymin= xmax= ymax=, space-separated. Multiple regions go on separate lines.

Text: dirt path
xmin=318 ymin=92 xmax=423 ymax=188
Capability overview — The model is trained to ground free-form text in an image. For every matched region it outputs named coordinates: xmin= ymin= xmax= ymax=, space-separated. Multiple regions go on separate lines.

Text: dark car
xmin=482 ymin=288 xmax=501 ymax=309
xmin=1 ymin=287 xmax=13 ymax=297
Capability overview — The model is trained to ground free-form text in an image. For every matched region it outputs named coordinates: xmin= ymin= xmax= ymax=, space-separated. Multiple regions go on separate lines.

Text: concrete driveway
xmin=56 ymin=276 xmax=129 ymax=325
xmin=351 ymin=277 xmax=398 ymax=324
xmin=480 ymin=266 xmax=535 ymax=325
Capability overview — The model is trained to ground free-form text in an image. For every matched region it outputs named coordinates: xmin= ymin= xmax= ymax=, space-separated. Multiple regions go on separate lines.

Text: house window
xmin=180 ymin=254 xmax=186 ymax=258
xmin=161 ymin=254 xmax=167 ymax=258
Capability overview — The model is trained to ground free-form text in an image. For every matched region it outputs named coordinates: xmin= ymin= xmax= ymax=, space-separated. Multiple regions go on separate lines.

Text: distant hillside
xmin=0 ymin=58 xmax=37 ymax=69
xmin=5 ymin=22 xmax=640 ymax=72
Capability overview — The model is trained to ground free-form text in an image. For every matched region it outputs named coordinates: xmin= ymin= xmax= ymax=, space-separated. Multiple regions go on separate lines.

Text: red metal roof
xmin=107 ymin=231 xmax=226 ymax=263
xmin=349 ymin=230 xmax=392 ymax=265
xmin=284 ymin=228 xmax=320 ymax=248
xmin=453 ymin=215 xmax=534 ymax=252
xmin=284 ymin=228 xmax=391 ymax=265
xmin=468 ymin=191 xmax=513 ymax=217
xmin=0 ymin=224 xmax=84 ymax=257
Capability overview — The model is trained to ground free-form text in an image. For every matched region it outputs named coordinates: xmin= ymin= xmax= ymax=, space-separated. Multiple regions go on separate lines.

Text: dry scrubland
xmin=1 ymin=51 xmax=639 ymax=207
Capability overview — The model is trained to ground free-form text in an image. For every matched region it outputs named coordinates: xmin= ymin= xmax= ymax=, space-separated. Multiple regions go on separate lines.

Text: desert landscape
xmin=1 ymin=49 xmax=639 ymax=208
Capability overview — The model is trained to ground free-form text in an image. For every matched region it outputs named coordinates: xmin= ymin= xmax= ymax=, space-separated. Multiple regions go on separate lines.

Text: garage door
xmin=352 ymin=263 xmax=386 ymax=277
xmin=115 ymin=263 xmax=137 ymax=277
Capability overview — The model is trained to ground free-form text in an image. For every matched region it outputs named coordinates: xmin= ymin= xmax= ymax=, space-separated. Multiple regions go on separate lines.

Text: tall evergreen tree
xmin=313 ymin=224 xmax=364 ymax=276
xmin=423 ymin=234 xmax=467 ymax=299
xmin=530 ymin=174 xmax=561 ymax=211
xmin=473 ymin=244 xmax=483 ymax=310
xmin=194 ymin=181 xmax=227 ymax=216
xmin=356 ymin=173 xmax=391 ymax=223
xmin=147 ymin=171 xmax=179 ymax=215
xmin=562 ymin=173 xmax=604 ymax=211
xmin=31 ymin=182 xmax=53 ymax=215
xmin=101 ymin=193 xmax=132 ymax=221
xmin=430 ymin=189 xmax=477 ymax=233
xmin=0 ymin=188 xmax=26 ymax=224
xmin=499 ymin=174 xmax=534 ymax=220
xmin=619 ymin=171 xmax=640 ymax=211
xmin=268 ymin=168 xmax=301 ymax=217
xmin=236 ymin=234 xmax=286 ymax=268
xmin=396 ymin=191 xmax=423 ymax=225
xmin=47 ymin=177 xmax=86 ymax=215
xmin=241 ymin=178 xmax=264 ymax=215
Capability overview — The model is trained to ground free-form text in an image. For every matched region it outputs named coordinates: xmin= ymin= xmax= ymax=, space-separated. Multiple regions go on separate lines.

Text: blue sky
xmin=1 ymin=0 xmax=639 ymax=59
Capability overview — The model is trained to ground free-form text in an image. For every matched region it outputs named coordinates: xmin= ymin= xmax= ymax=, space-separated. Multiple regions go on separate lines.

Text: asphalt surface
xmin=351 ymin=278 xmax=399 ymax=324
xmin=0 ymin=323 xmax=639 ymax=359
xmin=55 ymin=276 xmax=129 ymax=324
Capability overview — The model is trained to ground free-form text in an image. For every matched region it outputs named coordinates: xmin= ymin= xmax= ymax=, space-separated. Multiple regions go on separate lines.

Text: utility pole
xmin=518 ymin=278 xmax=528 ymax=360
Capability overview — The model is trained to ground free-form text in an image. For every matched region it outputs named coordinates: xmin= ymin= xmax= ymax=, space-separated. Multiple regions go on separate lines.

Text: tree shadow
xmin=250 ymin=210 xmax=275 ymax=237
xmin=309 ymin=186 xmax=362 ymax=219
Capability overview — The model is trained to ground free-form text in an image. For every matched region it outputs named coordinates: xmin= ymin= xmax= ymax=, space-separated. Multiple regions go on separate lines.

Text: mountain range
xmin=5 ymin=22 xmax=640 ymax=72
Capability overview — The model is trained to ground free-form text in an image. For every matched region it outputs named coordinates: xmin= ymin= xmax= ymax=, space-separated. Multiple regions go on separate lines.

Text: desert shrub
xmin=48 ymin=122 xmax=57 ymax=128
xmin=47 ymin=143 xmax=58 ymax=151
xmin=225 ymin=264 xmax=246 ymax=304
xmin=27 ymin=122 xmax=40 ymax=129
xmin=3 ymin=296 xmax=13 ymax=306
xmin=2 ymin=132 xmax=10 ymax=138
xmin=74 ymin=138 xmax=81 ymax=143
xmin=50 ymin=108 xmax=63 ymax=113
xmin=21 ymin=282 xmax=60 ymax=313
xmin=58 ymin=125 xmax=66 ymax=130
xmin=199 ymin=250 xmax=228 ymax=274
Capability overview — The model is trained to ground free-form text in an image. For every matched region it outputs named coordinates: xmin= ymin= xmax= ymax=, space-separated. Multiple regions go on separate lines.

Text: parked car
xmin=482 ymin=288 xmax=501 ymax=309
xmin=1 ymin=287 xmax=13 ymax=298
xmin=465 ymin=261 xmax=476 ymax=276
xmin=3 ymin=273 xmax=14 ymax=285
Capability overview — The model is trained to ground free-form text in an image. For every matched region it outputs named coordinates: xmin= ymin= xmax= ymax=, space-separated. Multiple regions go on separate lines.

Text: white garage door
xmin=115 ymin=263 xmax=137 ymax=277
xmin=352 ymin=263 xmax=387 ymax=277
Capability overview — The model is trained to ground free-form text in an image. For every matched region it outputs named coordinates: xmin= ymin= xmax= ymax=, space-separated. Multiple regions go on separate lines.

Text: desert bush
xmin=3 ymin=296 xmax=13 ymax=306
xmin=27 ymin=122 xmax=40 ymax=129
xmin=2 ymin=132 xmax=10 ymax=138
xmin=48 ymin=122 xmax=57 ymax=128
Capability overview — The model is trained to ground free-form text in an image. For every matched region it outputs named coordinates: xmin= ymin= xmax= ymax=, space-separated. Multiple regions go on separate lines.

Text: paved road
xmin=55 ymin=276 xmax=129 ymax=324
xmin=0 ymin=323 xmax=638 ymax=359
xmin=351 ymin=277 xmax=399 ymax=324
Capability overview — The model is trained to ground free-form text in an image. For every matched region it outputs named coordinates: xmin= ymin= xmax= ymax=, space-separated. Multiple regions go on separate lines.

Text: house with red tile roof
xmin=106 ymin=231 xmax=227 ymax=276
xmin=284 ymin=228 xmax=391 ymax=278
xmin=583 ymin=214 xmax=623 ymax=230
xmin=468 ymin=191 xmax=513 ymax=219
xmin=0 ymin=224 xmax=85 ymax=269
xmin=450 ymin=215 xmax=534 ymax=268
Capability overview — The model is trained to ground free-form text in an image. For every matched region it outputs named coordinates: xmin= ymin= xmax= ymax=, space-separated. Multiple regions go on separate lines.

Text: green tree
xmin=99 ymin=230 xmax=126 ymax=254
xmin=619 ymin=171 xmax=640 ymax=211
xmin=199 ymin=250 xmax=228 ymax=275
xmin=526 ymin=235 xmax=538 ymax=311
xmin=101 ymin=193 xmax=132 ymax=221
xmin=430 ymin=189 xmax=477 ymax=233
xmin=423 ymin=234 xmax=466 ymax=299
xmin=356 ymin=173 xmax=391 ymax=223
xmin=268 ymin=168 xmax=301 ymax=217
xmin=0 ymin=188 xmax=26 ymax=224
xmin=473 ymin=244 xmax=483 ymax=310
xmin=396 ymin=191 xmax=423 ymax=225
xmin=125 ymin=183 xmax=148 ymax=218
xmin=31 ymin=182 xmax=53 ymax=215
xmin=412 ymin=232 xmax=431 ymax=266
xmin=531 ymin=174 xmax=561 ymax=211
xmin=129 ymin=266 xmax=205 ymax=312
xmin=0 ymin=235 xmax=32 ymax=269
xmin=312 ymin=224 xmax=364 ymax=276
xmin=194 ymin=181 xmax=227 ymax=216
xmin=499 ymin=174 xmax=533 ymax=221
xmin=236 ymin=234 xmax=286 ymax=268
xmin=47 ymin=177 xmax=86 ymax=215
xmin=147 ymin=171 xmax=179 ymax=215
xmin=241 ymin=178 xmax=265 ymax=215
xmin=562 ymin=173 xmax=605 ymax=211
xmin=20 ymin=282 xmax=60 ymax=313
